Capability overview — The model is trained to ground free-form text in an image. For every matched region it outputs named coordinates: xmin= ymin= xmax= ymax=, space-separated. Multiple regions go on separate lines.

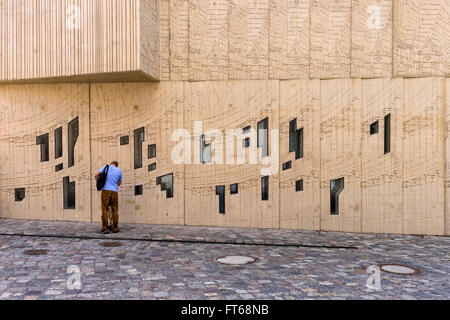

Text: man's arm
xmin=118 ymin=171 xmax=122 ymax=187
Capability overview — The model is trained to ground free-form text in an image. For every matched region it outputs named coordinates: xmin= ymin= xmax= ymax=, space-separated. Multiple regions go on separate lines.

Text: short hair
xmin=111 ymin=161 xmax=119 ymax=167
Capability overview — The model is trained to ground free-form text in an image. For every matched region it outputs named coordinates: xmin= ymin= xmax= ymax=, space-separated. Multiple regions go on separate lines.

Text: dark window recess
xmin=15 ymin=188 xmax=25 ymax=202
xmin=370 ymin=121 xmax=379 ymax=135
xmin=289 ymin=118 xmax=303 ymax=159
xmin=55 ymin=163 xmax=63 ymax=172
xmin=261 ymin=176 xmax=269 ymax=201
xmin=68 ymin=117 xmax=79 ymax=168
xmin=135 ymin=185 xmax=143 ymax=196
xmin=296 ymin=179 xmax=303 ymax=192
xmin=257 ymin=118 xmax=269 ymax=157
xmin=242 ymin=126 xmax=251 ymax=148
xmin=216 ymin=185 xmax=225 ymax=214
xmin=134 ymin=127 xmax=145 ymax=169
xmin=243 ymin=137 xmax=250 ymax=148
xmin=295 ymin=128 xmax=303 ymax=159
xmin=36 ymin=133 xmax=49 ymax=162
xmin=148 ymin=144 xmax=156 ymax=159
xmin=200 ymin=134 xmax=211 ymax=163
xmin=148 ymin=162 xmax=156 ymax=172
xmin=120 ymin=136 xmax=129 ymax=145
xmin=384 ymin=114 xmax=391 ymax=154
xmin=156 ymin=173 xmax=173 ymax=198
xmin=63 ymin=176 xmax=76 ymax=209
xmin=330 ymin=178 xmax=344 ymax=215
xmin=289 ymin=119 xmax=297 ymax=152
xmin=230 ymin=183 xmax=238 ymax=194
xmin=54 ymin=127 xmax=63 ymax=159
xmin=282 ymin=161 xmax=292 ymax=171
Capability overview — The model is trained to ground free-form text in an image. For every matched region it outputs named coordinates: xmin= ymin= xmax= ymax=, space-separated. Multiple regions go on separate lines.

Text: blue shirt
xmin=100 ymin=165 xmax=123 ymax=192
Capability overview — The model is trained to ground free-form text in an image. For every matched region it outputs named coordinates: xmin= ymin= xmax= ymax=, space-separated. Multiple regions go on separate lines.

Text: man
xmin=94 ymin=161 xmax=123 ymax=234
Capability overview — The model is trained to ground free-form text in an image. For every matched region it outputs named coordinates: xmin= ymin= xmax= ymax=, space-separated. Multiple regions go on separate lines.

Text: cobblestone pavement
xmin=0 ymin=218 xmax=448 ymax=300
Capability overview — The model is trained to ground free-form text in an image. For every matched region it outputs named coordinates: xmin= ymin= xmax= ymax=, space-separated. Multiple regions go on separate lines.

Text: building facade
xmin=0 ymin=0 xmax=449 ymax=235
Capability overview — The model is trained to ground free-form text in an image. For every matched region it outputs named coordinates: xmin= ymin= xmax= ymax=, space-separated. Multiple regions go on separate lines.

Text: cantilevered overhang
xmin=0 ymin=0 xmax=159 ymax=83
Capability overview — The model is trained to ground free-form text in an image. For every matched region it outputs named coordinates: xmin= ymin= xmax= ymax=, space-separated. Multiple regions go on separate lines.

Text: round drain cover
xmin=215 ymin=255 xmax=256 ymax=265
xmin=380 ymin=264 xmax=420 ymax=275
xmin=23 ymin=249 xmax=48 ymax=256
xmin=100 ymin=242 xmax=123 ymax=247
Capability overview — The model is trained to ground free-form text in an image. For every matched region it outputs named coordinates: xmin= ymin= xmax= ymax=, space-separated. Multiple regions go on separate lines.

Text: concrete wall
xmin=0 ymin=0 xmax=449 ymax=235
xmin=0 ymin=0 xmax=160 ymax=82
xmin=0 ymin=78 xmax=448 ymax=235
xmin=160 ymin=0 xmax=450 ymax=81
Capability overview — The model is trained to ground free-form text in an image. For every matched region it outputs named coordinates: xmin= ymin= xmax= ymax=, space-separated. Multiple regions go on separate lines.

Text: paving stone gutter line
xmin=0 ymin=231 xmax=359 ymax=250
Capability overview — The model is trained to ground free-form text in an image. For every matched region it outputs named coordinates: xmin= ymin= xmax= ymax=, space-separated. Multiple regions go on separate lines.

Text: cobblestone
xmin=0 ymin=218 xmax=448 ymax=300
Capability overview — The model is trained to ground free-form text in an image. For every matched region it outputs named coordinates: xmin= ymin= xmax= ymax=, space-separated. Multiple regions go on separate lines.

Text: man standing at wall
xmin=94 ymin=161 xmax=123 ymax=234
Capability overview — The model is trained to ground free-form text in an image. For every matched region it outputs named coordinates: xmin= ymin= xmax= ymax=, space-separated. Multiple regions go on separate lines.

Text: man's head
xmin=110 ymin=161 xmax=119 ymax=167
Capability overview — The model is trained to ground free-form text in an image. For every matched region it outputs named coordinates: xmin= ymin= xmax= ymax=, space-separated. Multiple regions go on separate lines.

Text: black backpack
xmin=96 ymin=165 xmax=109 ymax=191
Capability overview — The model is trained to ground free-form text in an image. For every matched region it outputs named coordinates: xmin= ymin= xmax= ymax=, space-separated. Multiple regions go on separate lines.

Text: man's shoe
xmin=98 ymin=229 xmax=109 ymax=234
xmin=113 ymin=229 xmax=120 ymax=233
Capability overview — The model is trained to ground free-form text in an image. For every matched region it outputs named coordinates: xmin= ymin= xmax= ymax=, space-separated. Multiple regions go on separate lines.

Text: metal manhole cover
xmin=215 ymin=255 xmax=256 ymax=265
xmin=100 ymin=242 xmax=123 ymax=247
xmin=23 ymin=249 xmax=48 ymax=256
xmin=379 ymin=264 xmax=420 ymax=275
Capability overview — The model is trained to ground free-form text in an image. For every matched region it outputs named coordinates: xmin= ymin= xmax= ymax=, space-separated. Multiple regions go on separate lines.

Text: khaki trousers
xmin=101 ymin=190 xmax=119 ymax=232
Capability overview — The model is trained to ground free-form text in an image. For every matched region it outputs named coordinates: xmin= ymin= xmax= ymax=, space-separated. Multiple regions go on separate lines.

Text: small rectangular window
xmin=63 ymin=176 xmax=76 ymax=209
xmin=384 ymin=114 xmax=391 ymax=154
xmin=200 ymin=135 xmax=211 ymax=163
xmin=68 ymin=117 xmax=79 ymax=168
xmin=120 ymin=136 xmax=129 ymax=145
xmin=289 ymin=119 xmax=297 ymax=152
xmin=230 ymin=183 xmax=239 ymax=194
xmin=54 ymin=127 xmax=63 ymax=159
xmin=36 ymin=133 xmax=49 ymax=162
xmin=257 ymin=118 xmax=269 ymax=157
xmin=156 ymin=173 xmax=173 ymax=198
xmin=216 ymin=186 xmax=225 ymax=214
xmin=243 ymin=137 xmax=250 ymax=148
xmin=135 ymin=185 xmax=143 ymax=196
xmin=242 ymin=126 xmax=251 ymax=148
xmin=370 ymin=121 xmax=379 ymax=135
xmin=261 ymin=176 xmax=269 ymax=201
xmin=282 ymin=161 xmax=291 ymax=171
xmin=289 ymin=118 xmax=303 ymax=159
xmin=295 ymin=179 xmax=303 ymax=192
xmin=148 ymin=162 xmax=156 ymax=172
xmin=134 ymin=127 xmax=145 ymax=169
xmin=330 ymin=178 xmax=344 ymax=215
xmin=55 ymin=163 xmax=63 ymax=172
xmin=148 ymin=144 xmax=156 ymax=159
xmin=295 ymin=128 xmax=303 ymax=159
xmin=15 ymin=188 xmax=25 ymax=202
